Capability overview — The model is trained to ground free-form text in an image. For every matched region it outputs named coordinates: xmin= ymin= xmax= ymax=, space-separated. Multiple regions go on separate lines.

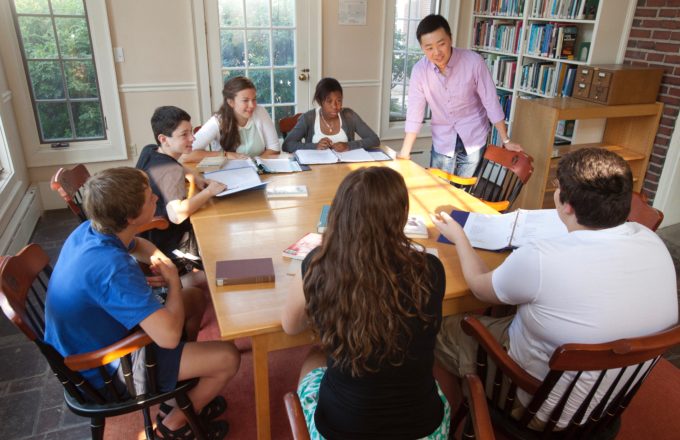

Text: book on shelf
xmin=317 ymin=205 xmax=330 ymax=233
xmin=561 ymin=66 xmax=576 ymax=97
xmin=437 ymin=209 xmax=568 ymax=251
xmin=559 ymin=26 xmax=578 ymax=59
xmin=203 ymin=165 xmax=266 ymax=197
xmin=404 ymin=214 xmax=428 ymax=239
xmin=266 ymin=185 xmax=308 ymax=198
xmin=215 ymin=257 xmax=275 ymax=286
xmin=294 ymin=148 xmax=391 ymax=165
xmin=282 ymin=232 xmax=322 ymax=260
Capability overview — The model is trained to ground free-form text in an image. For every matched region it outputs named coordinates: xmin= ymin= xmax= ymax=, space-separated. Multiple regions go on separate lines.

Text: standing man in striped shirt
xmin=398 ymin=14 xmax=522 ymax=177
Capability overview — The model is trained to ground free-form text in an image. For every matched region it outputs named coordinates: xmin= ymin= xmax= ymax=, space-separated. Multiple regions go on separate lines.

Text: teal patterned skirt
xmin=297 ymin=367 xmax=451 ymax=439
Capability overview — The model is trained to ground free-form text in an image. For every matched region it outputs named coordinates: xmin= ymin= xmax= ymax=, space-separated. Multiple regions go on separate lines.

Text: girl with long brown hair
xmin=282 ymin=166 xmax=450 ymax=439
xmin=185 ymin=76 xmax=280 ymax=162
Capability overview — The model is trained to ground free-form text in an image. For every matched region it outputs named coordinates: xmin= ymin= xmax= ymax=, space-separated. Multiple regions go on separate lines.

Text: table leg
xmin=252 ymin=334 xmax=271 ymax=440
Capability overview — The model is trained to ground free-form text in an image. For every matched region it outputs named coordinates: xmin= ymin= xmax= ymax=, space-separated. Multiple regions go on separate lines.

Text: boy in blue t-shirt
xmin=45 ymin=167 xmax=239 ymax=439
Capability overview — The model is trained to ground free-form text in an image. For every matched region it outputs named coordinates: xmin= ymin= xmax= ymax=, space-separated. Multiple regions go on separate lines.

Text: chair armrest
xmin=284 ymin=392 xmax=311 ymax=440
xmin=482 ymin=200 xmax=510 ymax=212
xmin=135 ymin=216 xmax=170 ymax=234
xmin=428 ymin=168 xmax=477 ymax=187
xmin=464 ymin=374 xmax=495 ymax=440
xmin=64 ymin=330 xmax=153 ymax=371
xmin=461 ymin=316 xmax=541 ymax=394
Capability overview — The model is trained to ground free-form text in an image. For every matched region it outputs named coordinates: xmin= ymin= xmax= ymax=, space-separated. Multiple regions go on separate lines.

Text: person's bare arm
xmin=281 ymin=271 xmax=308 ymax=335
xmin=398 ymin=132 xmax=419 ymax=159
xmin=492 ymin=120 xmax=522 ymax=152
xmin=432 ymin=212 xmax=503 ymax=304
xmin=166 ymin=180 xmax=226 ymax=224
xmin=139 ymin=256 xmax=185 ymax=348
xmin=259 ymin=148 xmax=280 ymax=158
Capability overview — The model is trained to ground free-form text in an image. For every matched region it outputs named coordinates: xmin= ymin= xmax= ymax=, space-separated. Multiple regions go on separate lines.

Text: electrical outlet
xmin=114 ymin=47 xmax=124 ymax=63
xmin=128 ymin=143 xmax=138 ymax=157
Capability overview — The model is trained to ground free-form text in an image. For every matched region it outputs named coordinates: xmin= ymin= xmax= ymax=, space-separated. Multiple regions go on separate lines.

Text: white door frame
xmin=192 ymin=0 xmax=321 ymax=122
xmin=654 ymin=116 xmax=680 ymax=227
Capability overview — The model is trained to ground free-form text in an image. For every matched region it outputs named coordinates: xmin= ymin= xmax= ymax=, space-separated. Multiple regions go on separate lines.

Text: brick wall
xmin=624 ymin=0 xmax=680 ymax=201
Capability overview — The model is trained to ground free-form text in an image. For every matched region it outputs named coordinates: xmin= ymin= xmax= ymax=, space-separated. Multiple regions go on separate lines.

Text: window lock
xmin=50 ymin=142 xmax=70 ymax=149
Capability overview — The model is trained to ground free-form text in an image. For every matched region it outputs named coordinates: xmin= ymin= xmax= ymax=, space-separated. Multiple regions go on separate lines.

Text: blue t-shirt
xmin=44 ymin=221 xmax=163 ymax=388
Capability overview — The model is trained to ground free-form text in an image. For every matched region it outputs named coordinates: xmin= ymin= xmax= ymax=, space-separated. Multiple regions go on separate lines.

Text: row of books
xmin=526 ymin=23 xmax=578 ymax=59
xmin=530 ymin=0 xmax=598 ymax=20
xmin=498 ymin=92 xmax=513 ymax=121
xmin=473 ymin=19 xmax=523 ymax=54
xmin=519 ymin=62 xmax=576 ymax=97
xmin=473 ymin=0 xmax=526 ymax=16
xmin=480 ymin=53 xmax=517 ymax=89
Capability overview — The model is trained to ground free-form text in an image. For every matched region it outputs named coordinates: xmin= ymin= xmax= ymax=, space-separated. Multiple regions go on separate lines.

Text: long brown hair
xmin=217 ymin=76 xmax=256 ymax=152
xmin=303 ymin=167 xmax=434 ymax=377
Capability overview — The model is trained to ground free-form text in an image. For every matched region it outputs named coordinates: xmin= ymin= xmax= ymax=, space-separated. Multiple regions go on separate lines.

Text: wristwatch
xmin=502 ymin=138 xmax=511 ymax=145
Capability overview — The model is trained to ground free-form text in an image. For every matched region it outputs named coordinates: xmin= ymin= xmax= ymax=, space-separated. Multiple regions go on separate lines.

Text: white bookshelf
xmin=458 ymin=0 xmax=636 ymax=144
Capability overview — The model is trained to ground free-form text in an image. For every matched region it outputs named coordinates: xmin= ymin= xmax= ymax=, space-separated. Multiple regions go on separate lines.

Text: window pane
xmin=51 ymin=0 xmax=85 ymax=15
xmin=247 ymin=30 xmax=271 ymax=67
xmin=37 ymin=101 xmax=72 ymax=140
xmin=18 ymin=16 xmax=58 ymax=58
xmin=271 ymin=0 xmax=294 ymax=26
xmin=392 ymin=52 xmax=406 ymax=85
xmin=64 ymin=60 xmax=97 ymax=98
xmin=407 ymin=20 xmax=421 ymax=51
xmin=220 ymin=30 xmax=245 ymax=67
xmin=222 ymin=69 xmax=246 ymax=84
xmin=273 ymin=30 xmax=293 ymax=66
xmin=219 ymin=0 xmax=244 ymax=26
xmin=394 ymin=20 xmax=407 ymax=50
xmin=273 ymin=68 xmax=294 ymax=104
xmin=245 ymin=0 xmax=270 ymax=27
xmin=274 ymin=105 xmax=295 ymax=136
xmin=72 ymin=101 xmax=104 ymax=138
xmin=55 ymin=17 xmax=92 ymax=58
xmin=261 ymin=105 xmax=273 ymax=119
xmin=410 ymin=0 xmax=434 ymax=17
xmin=13 ymin=0 xmax=49 ymax=14
xmin=28 ymin=61 xmax=65 ymax=99
xmin=250 ymin=69 xmax=272 ymax=105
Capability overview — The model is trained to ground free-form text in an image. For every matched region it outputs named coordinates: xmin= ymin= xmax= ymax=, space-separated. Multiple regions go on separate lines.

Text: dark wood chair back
xmin=460 ymin=315 xmax=680 ymax=440
xmin=51 ymin=164 xmax=90 ymax=222
xmin=284 ymin=392 xmax=311 ymax=440
xmin=50 ymin=164 xmax=169 ymax=234
xmin=628 ymin=192 xmax=664 ymax=231
xmin=279 ymin=113 xmax=302 ymax=139
xmin=0 ymin=244 xmax=205 ymax=440
xmin=470 ymin=145 xmax=534 ymax=212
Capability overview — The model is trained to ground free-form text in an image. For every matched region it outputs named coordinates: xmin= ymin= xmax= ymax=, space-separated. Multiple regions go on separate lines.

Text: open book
xmin=255 ymin=157 xmax=309 ymax=173
xmin=294 ymin=148 xmax=392 ymax=165
xmin=438 ymin=209 xmax=568 ymax=251
xmin=203 ymin=165 xmax=266 ymax=197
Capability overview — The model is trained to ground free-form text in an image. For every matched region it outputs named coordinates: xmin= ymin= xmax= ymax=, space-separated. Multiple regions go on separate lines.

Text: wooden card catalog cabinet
xmin=572 ymin=65 xmax=663 ymax=105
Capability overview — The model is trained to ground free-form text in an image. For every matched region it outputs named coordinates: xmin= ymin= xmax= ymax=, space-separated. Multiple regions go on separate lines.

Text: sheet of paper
xmin=335 ymin=148 xmax=374 ymax=162
xmin=462 ymin=212 xmax=516 ymax=251
xmin=256 ymin=158 xmax=302 ymax=173
xmin=204 ymin=167 xmax=266 ymax=197
xmin=511 ymin=209 xmax=568 ymax=247
xmin=367 ymin=150 xmax=391 ymax=161
xmin=220 ymin=159 xmax=257 ymax=171
xmin=295 ymin=149 xmax=339 ymax=164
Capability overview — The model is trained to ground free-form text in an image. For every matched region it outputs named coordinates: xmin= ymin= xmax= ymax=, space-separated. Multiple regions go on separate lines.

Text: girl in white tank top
xmin=312 ymin=107 xmax=349 ymax=144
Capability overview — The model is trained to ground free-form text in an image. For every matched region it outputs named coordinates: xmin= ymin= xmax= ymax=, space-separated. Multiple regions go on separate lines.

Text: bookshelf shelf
xmin=459 ymin=0 xmax=636 ymax=145
xmin=512 ymin=98 xmax=662 ymax=209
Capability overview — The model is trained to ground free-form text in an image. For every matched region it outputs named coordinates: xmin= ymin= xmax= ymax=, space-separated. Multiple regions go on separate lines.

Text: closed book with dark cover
xmin=215 ymin=258 xmax=275 ymax=286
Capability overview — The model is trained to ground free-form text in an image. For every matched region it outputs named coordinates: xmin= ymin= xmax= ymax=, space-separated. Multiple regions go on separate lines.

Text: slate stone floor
xmin=1 ymin=209 xmax=680 ymax=439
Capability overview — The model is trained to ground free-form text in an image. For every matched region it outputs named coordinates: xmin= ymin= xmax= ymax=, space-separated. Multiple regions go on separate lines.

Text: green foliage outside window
xmin=13 ymin=0 xmax=105 ymax=142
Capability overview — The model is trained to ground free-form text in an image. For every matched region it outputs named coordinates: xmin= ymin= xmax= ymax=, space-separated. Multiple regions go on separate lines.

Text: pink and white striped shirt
xmin=405 ymin=48 xmax=505 ymax=155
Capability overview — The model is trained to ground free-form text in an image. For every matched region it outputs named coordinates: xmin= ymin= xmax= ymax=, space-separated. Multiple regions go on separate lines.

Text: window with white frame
xmin=0 ymin=0 xmax=125 ymax=167
xmin=217 ymin=0 xmax=297 ymax=133
xmin=11 ymin=0 xmax=105 ymax=144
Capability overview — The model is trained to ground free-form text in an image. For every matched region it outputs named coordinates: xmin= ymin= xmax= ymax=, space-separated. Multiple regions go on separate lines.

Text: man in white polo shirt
xmin=433 ymin=147 xmax=678 ymax=429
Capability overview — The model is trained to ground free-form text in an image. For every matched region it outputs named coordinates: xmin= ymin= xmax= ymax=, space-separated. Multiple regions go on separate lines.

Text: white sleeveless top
xmin=312 ymin=107 xmax=349 ymax=144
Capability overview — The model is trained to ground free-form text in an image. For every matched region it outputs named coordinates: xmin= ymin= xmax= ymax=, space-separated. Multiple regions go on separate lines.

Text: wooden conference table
xmin=191 ymin=158 xmax=507 ymax=440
